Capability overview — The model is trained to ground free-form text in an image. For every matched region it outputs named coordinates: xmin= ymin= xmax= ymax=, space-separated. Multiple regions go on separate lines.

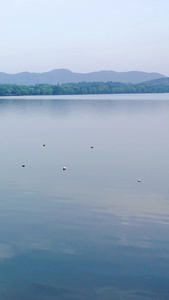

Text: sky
xmin=1 ymin=0 xmax=169 ymax=75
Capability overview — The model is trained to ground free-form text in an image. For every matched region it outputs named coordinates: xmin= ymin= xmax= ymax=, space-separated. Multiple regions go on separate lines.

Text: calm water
xmin=0 ymin=94 xmax=169 ymax=299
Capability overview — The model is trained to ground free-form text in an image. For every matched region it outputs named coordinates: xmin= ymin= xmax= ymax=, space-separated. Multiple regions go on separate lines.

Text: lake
xmin=0 ymin=94 xmax=169 ymax=299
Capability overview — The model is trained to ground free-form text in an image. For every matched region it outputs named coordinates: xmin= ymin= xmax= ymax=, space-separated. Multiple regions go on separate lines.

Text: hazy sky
xmin=1 ymin=0 xmax=169 ymax=75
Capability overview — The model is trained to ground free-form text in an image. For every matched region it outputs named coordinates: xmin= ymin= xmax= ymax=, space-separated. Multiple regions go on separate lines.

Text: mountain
xmin=142 ymin=77 xmax=169 ymax=86
xmin=0 ymin=69 xmax=166 ymax=85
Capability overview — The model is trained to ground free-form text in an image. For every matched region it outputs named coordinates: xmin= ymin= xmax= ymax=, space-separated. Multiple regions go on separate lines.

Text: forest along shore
xmin=0 ymin=79 xmax=169 ymax=96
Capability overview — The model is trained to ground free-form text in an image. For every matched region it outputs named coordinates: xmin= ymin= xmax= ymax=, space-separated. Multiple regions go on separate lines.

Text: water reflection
xmin=0 ymin=95 xmax=169 ymax=299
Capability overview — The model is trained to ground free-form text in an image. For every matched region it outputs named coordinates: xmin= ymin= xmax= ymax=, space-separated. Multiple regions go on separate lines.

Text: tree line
xmin=0 ymin=81 xmax=169 ymax=96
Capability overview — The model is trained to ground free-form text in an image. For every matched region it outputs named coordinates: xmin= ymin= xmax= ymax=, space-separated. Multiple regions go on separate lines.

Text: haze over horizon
xmin=1 ymin=0 xmax=169 ymax=76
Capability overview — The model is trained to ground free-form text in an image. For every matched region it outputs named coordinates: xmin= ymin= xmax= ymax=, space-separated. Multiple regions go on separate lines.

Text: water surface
xmin=0 ymin=94 xmax=169 ymax=299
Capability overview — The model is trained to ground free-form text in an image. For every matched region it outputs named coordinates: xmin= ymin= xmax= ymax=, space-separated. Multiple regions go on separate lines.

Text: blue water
xmin=0 ymin=94 xmax=169 ymax=299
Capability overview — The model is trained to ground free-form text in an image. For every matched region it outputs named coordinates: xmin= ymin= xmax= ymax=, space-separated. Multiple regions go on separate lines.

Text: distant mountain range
xmin=0 ymin=69 xmax=166 ymax=85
